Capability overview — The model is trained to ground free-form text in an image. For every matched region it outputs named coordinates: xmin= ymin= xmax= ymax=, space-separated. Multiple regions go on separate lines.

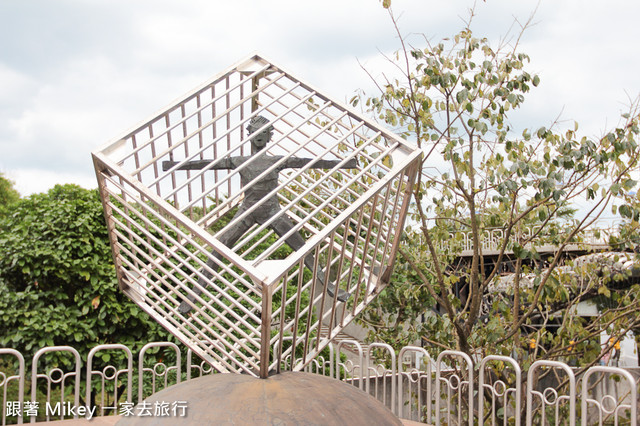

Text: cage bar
xmin=92 ymin=54 xmax=422 ymax=378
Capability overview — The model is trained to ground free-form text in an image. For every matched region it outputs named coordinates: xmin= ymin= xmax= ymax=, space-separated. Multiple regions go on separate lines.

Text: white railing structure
xmin=2 ymin=341 xmax=638 ymax=425
xmin=435 ymin=350 xmax=474 ymax=426
xmin=434 ymin=224 xmax=620 ymax=256
xmin=91 ymin=54 xmax=422 ymax=378
xmin=478 ymin=355 xmax=522 ymax=425
xmin=526 ymin=360 xmax=577 ymax=426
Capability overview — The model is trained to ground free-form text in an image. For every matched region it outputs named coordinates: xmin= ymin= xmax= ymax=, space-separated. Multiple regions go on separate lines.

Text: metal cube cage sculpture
xmin=92 ymin=54 xmax=422 ymax=378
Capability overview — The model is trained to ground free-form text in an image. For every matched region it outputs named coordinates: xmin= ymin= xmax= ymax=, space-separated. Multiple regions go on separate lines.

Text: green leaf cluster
xmin=356 ymin=9 xmax=640 ymax=370
xmin=0 ymin=172 xmax=20 ymax=218
xmin=0 ymin=184 xmax=172 ymax=370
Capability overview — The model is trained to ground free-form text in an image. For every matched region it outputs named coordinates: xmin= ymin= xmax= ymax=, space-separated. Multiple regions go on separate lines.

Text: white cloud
xmin=5 ymin=168 xmax=97 ymax=197
xmin=1 ymin=0 xmax=640 ymax=196
xmin=0 ymin=64 xmax=36 ymax=103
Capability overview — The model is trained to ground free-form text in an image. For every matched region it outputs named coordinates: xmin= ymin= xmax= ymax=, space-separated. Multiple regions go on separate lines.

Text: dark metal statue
xmin=163 ymin=116 xmax=355 ymax=314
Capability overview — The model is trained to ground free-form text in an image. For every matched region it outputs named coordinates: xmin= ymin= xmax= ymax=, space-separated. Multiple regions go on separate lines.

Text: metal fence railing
xmin=429 ymin=224 xmax=622 ymax=257
xmin=2 ymin=340 xmax=638 ymax=425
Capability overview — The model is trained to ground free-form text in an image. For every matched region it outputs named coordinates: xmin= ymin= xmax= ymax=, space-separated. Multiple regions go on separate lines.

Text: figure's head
xmin=246 ymin=115 xmax=274 ymax=150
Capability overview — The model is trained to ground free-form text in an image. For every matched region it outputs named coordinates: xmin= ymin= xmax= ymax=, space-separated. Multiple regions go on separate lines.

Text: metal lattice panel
xmin=92 ymin=54 xmax=421 ymax=377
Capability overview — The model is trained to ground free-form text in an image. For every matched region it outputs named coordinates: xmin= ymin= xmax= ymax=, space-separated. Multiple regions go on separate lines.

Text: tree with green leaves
xmin=0 ymin=172 xmax=20 ymax=214
xmin=356 ymin=7 xmax=640 ymax=371
xmin=0 ymin=184 xmax=172 ymax=362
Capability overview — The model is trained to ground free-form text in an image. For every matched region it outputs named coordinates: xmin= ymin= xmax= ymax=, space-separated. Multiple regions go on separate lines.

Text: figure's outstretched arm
xmin=284 ymin=157 xmax=357 ymax=170
xmin=162 ymin=158 xmax=235 ymax=172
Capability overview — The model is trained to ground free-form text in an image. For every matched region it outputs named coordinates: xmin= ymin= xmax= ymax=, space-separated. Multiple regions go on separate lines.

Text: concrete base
xmin=115 ymin=371 xmax=402 ymax=425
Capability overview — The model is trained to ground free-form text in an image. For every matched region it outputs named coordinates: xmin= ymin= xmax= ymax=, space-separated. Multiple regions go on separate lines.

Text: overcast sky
xmin=2 ymin=0 xmax=639 ymax=196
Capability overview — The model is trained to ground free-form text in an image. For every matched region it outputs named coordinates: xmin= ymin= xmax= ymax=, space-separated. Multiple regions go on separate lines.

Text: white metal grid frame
xmin=92 ymin=54 xmax=422 ymax=378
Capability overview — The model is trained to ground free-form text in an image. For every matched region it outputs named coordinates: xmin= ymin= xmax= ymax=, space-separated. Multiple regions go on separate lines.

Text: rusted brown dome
xmin=116 ymin=371 xmax=402 ymax=425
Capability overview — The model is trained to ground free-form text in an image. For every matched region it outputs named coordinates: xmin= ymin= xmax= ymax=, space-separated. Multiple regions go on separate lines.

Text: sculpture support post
xmin=260 ymin=283 xmax=273 ymax=378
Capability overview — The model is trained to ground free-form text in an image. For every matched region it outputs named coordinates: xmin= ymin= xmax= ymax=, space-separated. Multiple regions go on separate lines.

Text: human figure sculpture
xmin=163 ymin=115 xmax=355 ymax=314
